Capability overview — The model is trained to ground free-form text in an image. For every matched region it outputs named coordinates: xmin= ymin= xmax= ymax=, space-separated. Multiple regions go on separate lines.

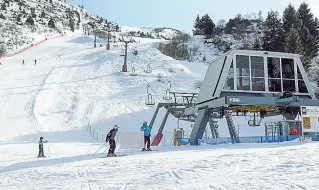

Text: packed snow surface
xmin=1 ymin=32 xmax=318 ymax=190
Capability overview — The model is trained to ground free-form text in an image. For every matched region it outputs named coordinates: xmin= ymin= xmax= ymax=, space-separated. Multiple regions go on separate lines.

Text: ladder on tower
xmin=208 ymin=115 xmax=220 ymax=138
xmin=225 ymin=112 xmax=240 ymax=143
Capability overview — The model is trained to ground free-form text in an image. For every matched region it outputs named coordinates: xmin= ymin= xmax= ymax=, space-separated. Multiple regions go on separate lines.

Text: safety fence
xmin=87 ymin=123 xmax=105 ymax=143
xmin=197 ymin=134 xmax=319 ymax=145
xmin=0 ymin=32 xmax=67 ymax=60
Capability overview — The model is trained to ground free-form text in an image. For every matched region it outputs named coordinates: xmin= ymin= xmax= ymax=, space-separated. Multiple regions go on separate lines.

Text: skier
xmin=22 ymin=60 xmax=24 ymax=65
xmin=38 ymin=137 xmax=48 ymax=158
xmin=35 ymin=59 xmax=37 ymax=65
xmin=105 ymin=125 xmax=119 ymax=157
xmin=141 ymin=121 xmax=151 ymax=151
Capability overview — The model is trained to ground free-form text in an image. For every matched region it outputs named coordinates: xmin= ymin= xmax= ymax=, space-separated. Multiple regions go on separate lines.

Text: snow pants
xmin=108 ymin=139 xmax=116 ymax=154
xmin=144 ymin=136 xmax=150 ymax=149
xmin=38 ymin=145 xmax=44 ymax=157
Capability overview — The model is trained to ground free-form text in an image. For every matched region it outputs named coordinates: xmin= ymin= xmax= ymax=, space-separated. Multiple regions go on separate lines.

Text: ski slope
xmin=1 ymin=32 xmax=319 ymax=189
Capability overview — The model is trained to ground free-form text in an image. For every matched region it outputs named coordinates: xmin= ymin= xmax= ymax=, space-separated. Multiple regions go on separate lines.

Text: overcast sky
xmin=70 ymin=0 xmax=319 ymax=33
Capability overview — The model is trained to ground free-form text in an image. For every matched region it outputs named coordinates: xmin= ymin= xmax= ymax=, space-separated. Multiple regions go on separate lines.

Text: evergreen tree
xmin=31 ymin=8 xmax=36 ymax=18
xmin=200 ymin=14 xmax=215 ymax=38
xmin=25 ymin=16 xmax=35 ymax=25
xmin=262 ymin=10 xmax=285 ymax=52
xmin=48 ymin=18 xmax=55 ymax=28
xmin=0 ymin=13 xmax=6 ymax=20
xmin=40 ymin=11 xmax=45 ymax=18
xmin=69 ymin=18 xmax=75 ymax=32
xmin=50 ymin=0 xmax=53 ymax=4
xmin=285 ymin=27 xmax=303 ymax=54
xmin=252 ymin=37 xmax=261 ymax=50
xmin=282 ymin=4 xmax=297 ymax=34
xmin=193 ymin=14 xmax=201 ymax=35
xmin=297 ymin=2 xmax=318 ymax=57
xmin=1 ymin=3 xmax=6 ymax=11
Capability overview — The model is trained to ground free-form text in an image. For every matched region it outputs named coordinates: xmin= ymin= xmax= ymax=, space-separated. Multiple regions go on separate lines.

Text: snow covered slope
xmin=0 ymin=27 xmax=318 ymax=190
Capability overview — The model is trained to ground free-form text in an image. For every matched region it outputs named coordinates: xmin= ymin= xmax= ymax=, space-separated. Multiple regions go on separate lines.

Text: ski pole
xmin=47 ymin=144 xmax=51 ymax=155
xmin=93 ymin=142 xmax=107 ymax=156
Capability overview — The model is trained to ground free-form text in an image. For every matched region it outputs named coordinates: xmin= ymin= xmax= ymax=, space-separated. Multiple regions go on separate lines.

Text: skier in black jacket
xmin=105 ymin=125 xmax=119 ymax=157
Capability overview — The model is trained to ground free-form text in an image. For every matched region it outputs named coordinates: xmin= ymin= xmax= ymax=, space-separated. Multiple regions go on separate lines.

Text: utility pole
xmin=120 ymin=36 xmax=133 ymax=72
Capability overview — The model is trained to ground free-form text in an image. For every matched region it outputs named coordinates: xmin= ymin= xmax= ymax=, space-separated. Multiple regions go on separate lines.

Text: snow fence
xmin=0 ymin=32 xmax=67 ymax=60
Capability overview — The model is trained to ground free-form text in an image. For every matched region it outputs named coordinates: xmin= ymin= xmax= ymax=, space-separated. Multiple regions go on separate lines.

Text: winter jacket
xmin=38 ymin=139 xmax=47 ymax=146
xmin=106 ymin=129 xmax=117 ymax=142
xmin=141 ymin=124 xmax=150 ymax=136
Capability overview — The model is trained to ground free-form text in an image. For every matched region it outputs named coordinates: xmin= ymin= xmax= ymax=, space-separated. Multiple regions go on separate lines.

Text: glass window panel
xmin=251 ymin=56 xmax=264 ymax=77
xmin=224 ymin=77 xmax=234 ymax=90
xmin=269 ymin=79 xmax=281 ymax=92
xmin=268 ymin=57 xmax=280 ymax=78
xmin=252 ymin=78 xmax=265 ymax=91
xmin=236 ymin=55 xmax=249 ymax=76
xmin=281 ymin=58 xmax=295 ymax=79
xmin=297 ymin=66 xmax=303 ymax=79
xmin=224 ymin=61 xmax=234 ymax=90
xmin=298 ymin=80 xmax=308 ymax=93
xmin=283 ymin=80 xmax=296 ymax=92
xmin=237 ymin=77 xmax=250 ymax=90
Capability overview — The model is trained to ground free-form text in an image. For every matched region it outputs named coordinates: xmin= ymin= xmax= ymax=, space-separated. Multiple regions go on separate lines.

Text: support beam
xmin=149 ymin=104 xmax=162 ymax=131
xmin=158 ymin=109 xmax=170 ymax=134
xmin=189 ymin=109 xmax=211 ymax=145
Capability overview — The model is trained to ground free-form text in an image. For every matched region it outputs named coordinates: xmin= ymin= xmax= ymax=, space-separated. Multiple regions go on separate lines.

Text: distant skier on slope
xmin=141 ymin=121 xmax=152 ymax=151
xmin=22 ymin=60 xmax=24 ymax=65
xmin=105 ymin=125 xmax=119 ymax=157
xmin=35 ymin=59 xmax=37 ymax=65
xmin=38 ymin=137 xmax=48 ymax=158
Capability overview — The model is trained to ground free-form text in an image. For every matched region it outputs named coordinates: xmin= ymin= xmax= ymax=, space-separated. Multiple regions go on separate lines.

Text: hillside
xmin=0 ymin=33 xmax=318 ymax=190
xmin=0 ymin=0 xmax=180 ymax=54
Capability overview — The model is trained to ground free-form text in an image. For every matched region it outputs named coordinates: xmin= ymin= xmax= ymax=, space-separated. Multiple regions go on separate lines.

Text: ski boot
xmin=141 ymin=148 xmax=146 ymax=152
xmin=147 ymin=148 xmax=152 ymax=151
xmin=107 ymin=153 xmax=116 ymax=157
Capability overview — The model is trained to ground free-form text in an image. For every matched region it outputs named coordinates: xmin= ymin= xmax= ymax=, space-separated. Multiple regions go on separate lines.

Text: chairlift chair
xmin=145 ymin=84 xmax=155 ymax=106
xmin=130 ymin=67 xmax=137 ymax=76
xmin=144 ymin=64 xmax=152 ymax=73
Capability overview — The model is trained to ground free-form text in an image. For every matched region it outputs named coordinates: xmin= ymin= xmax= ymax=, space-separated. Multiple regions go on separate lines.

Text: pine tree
xmin=262 ymin=10 xmax=285 ymax=52
xmin=69 ymin=18 xmax=75 ymax=32
xmin=282 ymin=4 xmax=297 ymax=34
xmin=200 ymin=14 xmax=215 ymax=38
xmin=285 ymin=27 xmax=303 ymax=54
xmin=25 ymin=16 xmax=35 ymax=25
xmin=48 ymin=18 xmax=55 ymax=28
xmin=297 ymin=2 xmax=318 ymax=57
xmin=1 ymin=3 xmax=6 ymax=11
xmin=193 ymin=14 xmax=201 ymax=35
xmin=40 ymin=11 xmax=45 ymax=18
xmin=252 ymin=37 xmax=261 ymax=50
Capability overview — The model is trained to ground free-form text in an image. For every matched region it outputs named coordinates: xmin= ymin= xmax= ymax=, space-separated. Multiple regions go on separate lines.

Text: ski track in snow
xmin=0 ymin=33 xmax=319 ymax=189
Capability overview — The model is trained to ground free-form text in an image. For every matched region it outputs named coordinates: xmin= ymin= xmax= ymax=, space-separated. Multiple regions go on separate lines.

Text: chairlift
xmin=145 ymin=84 xmax=155 ymax=106
xmin=163 ymin=80 xmax=172 ymax=100
xmin=144 ymin=64 xmax=152 ymax=73
xmin=130 ymin=67 xmax=137 ymax=76
xmin=120 ymin=45 xmax=125 ymax=56
xmin=133 ymin=47 xmax=138 ymax=56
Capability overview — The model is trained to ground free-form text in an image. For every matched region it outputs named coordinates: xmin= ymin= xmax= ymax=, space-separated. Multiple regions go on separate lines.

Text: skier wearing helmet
xmin=141 ymin=121 xmax=151 ymax=151
xmin=38 ymin=137 xmax=48 ymax=158
xmin=105 ymin=125 xmax=119 ymax=157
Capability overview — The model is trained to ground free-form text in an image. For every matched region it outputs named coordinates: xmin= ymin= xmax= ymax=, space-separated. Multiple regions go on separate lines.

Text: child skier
xmin=141 ymin=121 xmax=151 ymax=151
xmin=38 ymin=137 xmax=48 ymax=158
xmin=105 ymin=125 xmax=119 ymax=157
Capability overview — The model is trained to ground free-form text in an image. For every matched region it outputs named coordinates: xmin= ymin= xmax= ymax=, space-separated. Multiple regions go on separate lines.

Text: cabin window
xmin=236 ymin=55 xmax=250 ymax=90
xmin=281 ymin=58 xmax=296 ymax=92
xmin=297 ymin=65 xmax=308 ymax=93
xmin=224 ymin=61 xmax=234 ymax=90
xmin=251 ymin=56 xmax=265 ymax=91
xmin=268 ymin=57 xmax=281 ymax=92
